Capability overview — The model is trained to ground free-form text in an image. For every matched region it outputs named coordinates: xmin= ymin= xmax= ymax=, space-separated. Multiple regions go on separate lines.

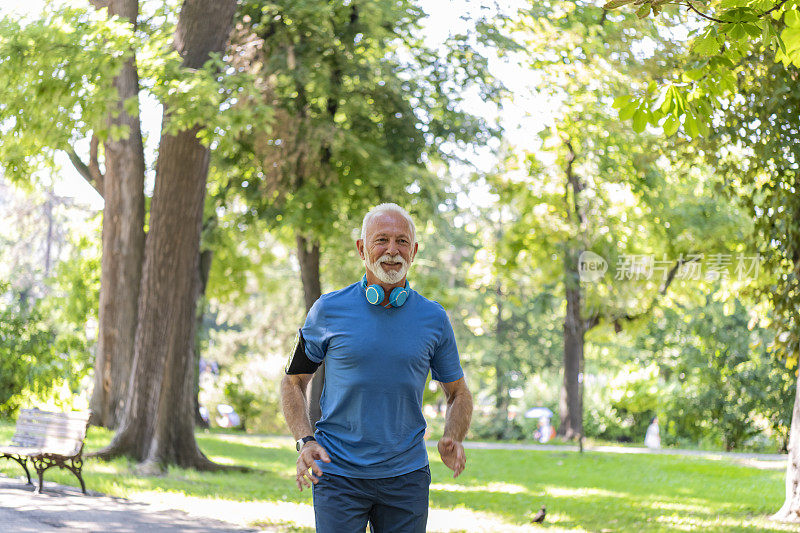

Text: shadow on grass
xmin=427 ymin=448 xmax=788 ymax=532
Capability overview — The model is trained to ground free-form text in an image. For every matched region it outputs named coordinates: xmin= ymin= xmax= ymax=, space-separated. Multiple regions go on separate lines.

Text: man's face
xmin=357 ymin=211 xmax=418 ymax=285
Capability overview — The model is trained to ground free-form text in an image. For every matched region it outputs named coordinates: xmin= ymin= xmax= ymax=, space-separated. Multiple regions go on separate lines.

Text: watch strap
xmin=296 ymin=435 xmax=316 ymax=451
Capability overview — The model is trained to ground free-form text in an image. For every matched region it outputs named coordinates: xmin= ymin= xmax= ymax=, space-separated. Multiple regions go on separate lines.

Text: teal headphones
xmin=361 ymin=275 xmax=410 ymax=307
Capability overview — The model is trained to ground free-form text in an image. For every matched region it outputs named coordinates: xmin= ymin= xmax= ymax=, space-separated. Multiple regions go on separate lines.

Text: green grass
xmin=0 ymin=420 xmax=790 ymax=532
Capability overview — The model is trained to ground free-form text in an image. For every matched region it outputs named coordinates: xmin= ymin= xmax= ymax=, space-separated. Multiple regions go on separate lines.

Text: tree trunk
xmin=90 ymin=0 xmax=146 ymax=429
xmin=773 ymin=357 xmax=800 ymax=522
xmin=44 ymin=188 xmax=54 ymax=277
xmin=194 ymin=248 xmax=213 ymax=429
xmin=558 ymin=138 xmax=585 ymax=441
xmin=494 ymin=280 xmax=509 ymax=438
xmin=93 ymin=0 xmax=237 ymax=471
xmin=296 ymin=234 xmax=324 ymax=426
xmin=558 ymin=247 xmax=584 ymax=440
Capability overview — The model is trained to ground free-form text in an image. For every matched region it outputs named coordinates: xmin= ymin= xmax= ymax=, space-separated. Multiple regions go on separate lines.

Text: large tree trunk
xmin=557 ymin=138 xmax=585 ymax=441
xmin=194 ymin=248 xmax=213 ymax=429
xmin=90 ymin=0 xmax=146 ymax=429
xmin=94 ymin=0 xmax=237 ymax=471
xmin=773 ymin=355 xmax=800 ymax=522
xmin=558 ymin=248 xmax=584 ymax=440
xmin=493 ymin=280 xmax=509 ymax=438
xmin=297 ymin=234 xmax=324 ymax=426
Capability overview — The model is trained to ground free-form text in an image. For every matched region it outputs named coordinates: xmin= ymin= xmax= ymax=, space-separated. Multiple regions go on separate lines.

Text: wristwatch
xmin=296 ymin=435 xmax=316 ymax=451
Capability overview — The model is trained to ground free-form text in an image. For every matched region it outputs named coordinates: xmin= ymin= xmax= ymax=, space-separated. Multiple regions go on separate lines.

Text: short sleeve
xmin=301 ymin=298 xmax=329 ymax=363
xmin=430 ymin=308 xmax=464 ymax=383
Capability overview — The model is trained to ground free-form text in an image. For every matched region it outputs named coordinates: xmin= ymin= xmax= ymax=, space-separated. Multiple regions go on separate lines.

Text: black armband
xmin=285 ymin=330 xmax=322 ymax=375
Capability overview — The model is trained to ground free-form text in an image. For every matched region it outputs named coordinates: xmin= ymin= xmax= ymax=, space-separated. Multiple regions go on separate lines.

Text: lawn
xmin=0 ymin=420 xmax=791 ymax=532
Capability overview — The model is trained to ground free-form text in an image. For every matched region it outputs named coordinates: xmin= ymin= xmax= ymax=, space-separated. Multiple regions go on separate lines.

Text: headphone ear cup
xmin=365 ymin=284 xmax=384 ymax=305
xmin=389 ymin=286 xmax=409 ymax=307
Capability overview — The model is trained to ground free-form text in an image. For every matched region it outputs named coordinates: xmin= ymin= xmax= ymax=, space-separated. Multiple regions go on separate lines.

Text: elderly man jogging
xmin=281 ymin=203 xmax=473 ymax=532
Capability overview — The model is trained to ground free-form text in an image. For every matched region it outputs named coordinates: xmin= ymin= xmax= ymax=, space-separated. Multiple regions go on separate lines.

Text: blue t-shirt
xmin=301 ymin=281 xmax=463 ymax=479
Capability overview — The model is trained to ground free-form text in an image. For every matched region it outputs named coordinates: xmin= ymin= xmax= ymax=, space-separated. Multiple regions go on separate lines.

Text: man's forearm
xmin=281 ymin=376 xmax=314 ymax=439
xmin=442 ymin=389 xmax=473 ymax=442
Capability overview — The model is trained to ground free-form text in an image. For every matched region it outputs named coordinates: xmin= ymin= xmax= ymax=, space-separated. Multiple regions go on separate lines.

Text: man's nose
xmin=387 ymin=240 xmax=400 ymax=255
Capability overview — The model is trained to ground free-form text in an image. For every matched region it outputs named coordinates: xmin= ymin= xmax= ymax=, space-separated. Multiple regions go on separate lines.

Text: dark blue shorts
xmin=312 ymin=465 xmax=431 ymax=533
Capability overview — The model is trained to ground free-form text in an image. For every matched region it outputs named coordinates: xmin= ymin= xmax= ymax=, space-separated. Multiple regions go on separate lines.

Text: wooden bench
xmin=0 ymin=408 xmax=91 ymax=494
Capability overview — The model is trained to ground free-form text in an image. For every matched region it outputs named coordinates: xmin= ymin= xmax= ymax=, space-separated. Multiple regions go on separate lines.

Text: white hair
xmin=360 ymin=203 xmax=416 ymax=244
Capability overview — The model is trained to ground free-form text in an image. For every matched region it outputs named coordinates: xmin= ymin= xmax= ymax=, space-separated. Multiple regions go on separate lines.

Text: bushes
xmin=583 ymin=363 xmax=659 ymax=443
xmin=0 ymin=287 xmax=68 ymax=415
xmin=582 ymin=298 xmax=795 ymax=451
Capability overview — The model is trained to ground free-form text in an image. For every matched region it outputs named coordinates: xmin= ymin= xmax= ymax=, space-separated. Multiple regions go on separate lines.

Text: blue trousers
xmin=312 ymin=466 xmax=431 ymax=533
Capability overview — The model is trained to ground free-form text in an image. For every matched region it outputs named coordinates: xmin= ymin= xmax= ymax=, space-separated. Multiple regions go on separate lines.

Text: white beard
xmin=365 ymin=253 xmax=410 ymax=284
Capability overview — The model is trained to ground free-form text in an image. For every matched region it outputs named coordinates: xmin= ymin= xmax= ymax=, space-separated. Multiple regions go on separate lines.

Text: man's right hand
xmin=296 ymin=441 xmax=331 ymax=491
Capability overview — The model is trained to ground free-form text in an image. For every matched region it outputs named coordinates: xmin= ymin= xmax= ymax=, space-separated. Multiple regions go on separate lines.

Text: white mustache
xmin=377 ymin=254 xmax=407 ymax=267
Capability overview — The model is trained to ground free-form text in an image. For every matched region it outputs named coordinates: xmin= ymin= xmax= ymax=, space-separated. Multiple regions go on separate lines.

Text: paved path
xmin=0 ymin=475 xmax=257 ymax=533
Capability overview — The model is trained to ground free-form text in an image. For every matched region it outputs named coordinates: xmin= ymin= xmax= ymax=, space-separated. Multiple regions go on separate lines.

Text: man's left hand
xmin=437 ymin=437 xmax=466 ymax=478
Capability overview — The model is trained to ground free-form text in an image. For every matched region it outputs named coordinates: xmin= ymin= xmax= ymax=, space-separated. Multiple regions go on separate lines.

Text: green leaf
xmin=777 ymin=30 xmax=789 ymax=55
xmin=612 ymin=95 xmax=633 ymax=109
xmin=693 ymin=32 xmax=720 ymax=56
xmin=632 ymin=108 xmax=648 ymax=132
xmin=663 ymin=115 xmax=679 ymax=136
xmin=684 ymin=113 xmax=700 ymax=138
xmin=743 ymin=23 xmax=761 ymax=39
xmin=636 ymin=4 xmax=651 ymax=18
xmin=730 ymin=24 xmax=747 ymax=43
xmin=696 ymin=116 xmax=709 ymax=136
xmin=762 ymin=20 xmax=774 ymax=44
xmin=785 ymin=9 xmax=800 ymax=28
xmin=683 ymin=68 xmax=704 ymax=81
xmin=603 ymin=0 xmax=636 ymax=9
xmin=782 ymin=27 xmax=800 ymax=53
xmin=660 ymin=90 xmax=676 ymax=114
xmin=618 ymin=101 xmax=639 ymax=120
xmin=123 ymin=95 xmax=140 ymax=117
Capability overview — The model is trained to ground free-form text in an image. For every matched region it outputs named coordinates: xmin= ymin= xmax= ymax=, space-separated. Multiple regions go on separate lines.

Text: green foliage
xmin=585 ymin=362 xmax=661 ymax=442
xmin=223 ymin=378 xmax=260 ymax=431
xmin=707 ymin=55 xmax=800 ymax=369
xmin=0 ymin=7 xmax=133 ymax=183
xmin=0 ymin=2 xmax=270 ymax=188
xmin=606 ymin=0 xmax=800 ymax=137
xmin=0 ymin=231 xmax=99 ymax=415
xmin=491 ymin=2 xmax=750 ymax=438
xmin=219 ymin=0 xmax=507 ymax=250
xmin=642 ymin=297 xmax=794 ymax=451
xmin=0 ymin=284 xmax=62 ymax=415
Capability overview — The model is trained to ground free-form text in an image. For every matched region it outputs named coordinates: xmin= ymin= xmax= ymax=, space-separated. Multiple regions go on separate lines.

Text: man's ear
xmin=411 ymin=242 xmax=419 ymax=262
xmin=356 ymin=239 xmax=365 ymax=260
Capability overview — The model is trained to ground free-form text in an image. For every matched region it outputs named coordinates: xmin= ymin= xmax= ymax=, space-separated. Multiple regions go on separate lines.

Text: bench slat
xmin=16 ymin=409 xmax=90 ymax=424
xmin=13 ymin=420 xmax=88 ymax=437
xmin=0 ymin=445 xmax=43 ymax=456
xmin=12 ymin=434 xmax=82 ymax=447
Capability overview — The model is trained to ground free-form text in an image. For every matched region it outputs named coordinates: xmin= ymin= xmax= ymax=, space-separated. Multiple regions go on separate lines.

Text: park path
xmin=0 ymin=474 xmax=260 ymax=533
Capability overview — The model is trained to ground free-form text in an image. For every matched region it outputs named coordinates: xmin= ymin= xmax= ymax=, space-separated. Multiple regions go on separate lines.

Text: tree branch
xmin=684 ymin=0 xmax=789 ymax=24
xmin=586 ymin=255 xmax=701 ymax=333
xmin=89 ymin=134 xmax=104 ymax=195
xmin=65 ymin=135 xmax=104 ymax=199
